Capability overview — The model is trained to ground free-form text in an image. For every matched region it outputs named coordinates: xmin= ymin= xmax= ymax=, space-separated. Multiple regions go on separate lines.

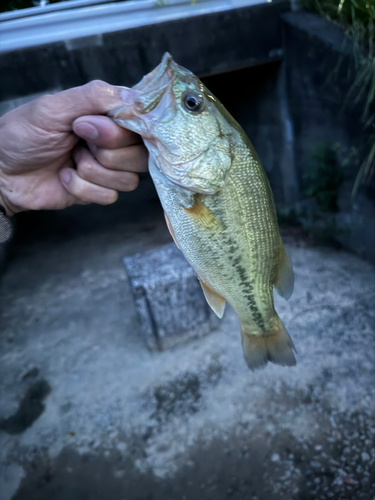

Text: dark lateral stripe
xmin=214 ymin=202 xmax=265 ymax=331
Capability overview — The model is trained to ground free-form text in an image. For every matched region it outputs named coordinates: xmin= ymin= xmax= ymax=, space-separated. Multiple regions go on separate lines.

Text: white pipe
xmin=0 ymin=0 xmax=268 ymax=53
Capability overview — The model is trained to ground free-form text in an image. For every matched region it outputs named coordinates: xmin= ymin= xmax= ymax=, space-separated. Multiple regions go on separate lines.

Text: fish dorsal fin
xmin=164 ymin=212 xmax=180 ymax=249
xmin=274 ymin=245 xmax=294 ymax=301
xmin=198 ymin=276 xmax=226 ymax=318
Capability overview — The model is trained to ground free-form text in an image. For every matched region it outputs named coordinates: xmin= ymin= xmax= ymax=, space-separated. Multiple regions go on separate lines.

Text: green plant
xmin=304 ymin=144 xmax=344 ymax=212
xmin=302 ymin=0 xmax=375 ymax=194
xmin=302 ymin=0 xmax=374 ymax=53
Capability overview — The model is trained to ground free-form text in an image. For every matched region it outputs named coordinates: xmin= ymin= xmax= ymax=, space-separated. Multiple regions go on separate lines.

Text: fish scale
xmin=109 ymin=53 xmax=296 ymax=370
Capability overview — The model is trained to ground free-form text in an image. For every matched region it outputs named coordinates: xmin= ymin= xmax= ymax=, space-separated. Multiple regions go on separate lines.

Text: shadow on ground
xmin=11 ymin=407 xmax=375 ymax=500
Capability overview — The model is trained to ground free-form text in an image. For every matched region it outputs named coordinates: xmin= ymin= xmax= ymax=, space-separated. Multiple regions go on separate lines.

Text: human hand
xmin=0 ymin=81 xmax=148 ymax=217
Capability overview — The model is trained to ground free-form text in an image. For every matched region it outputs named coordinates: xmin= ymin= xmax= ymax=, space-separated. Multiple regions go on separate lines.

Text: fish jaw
xmin=108 ymin=88 xmax=147 ymax=137
xmin=108 ymin=53 xmax=234 ymax=195
xmin=133 ymin=52 xmax=177 ymax=92
xmin=108 ymin=53 xmax=178 ymax=137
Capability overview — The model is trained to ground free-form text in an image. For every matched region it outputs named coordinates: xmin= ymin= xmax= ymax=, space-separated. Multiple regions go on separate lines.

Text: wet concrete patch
xmin=150 ymin=362 xmax=222 ymax=425
xmin=0 ymin=380 xmax=51 ymax=435
xmin=10 ymin=428 xmax=291 ymax=500
xmin=152 ymin=373 xmax=201 ymax=423
xmin=11 ymin=411 xmax=375 ymax=500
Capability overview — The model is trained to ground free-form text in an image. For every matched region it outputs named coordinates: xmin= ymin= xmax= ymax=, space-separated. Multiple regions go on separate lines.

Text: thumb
xmin=35 ymin=80 xmax=128 ymax=132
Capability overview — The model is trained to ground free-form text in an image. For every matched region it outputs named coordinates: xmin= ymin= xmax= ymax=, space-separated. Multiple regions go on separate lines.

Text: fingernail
xmin=60 ymin=170 xmax=71 ymax=184
xmin=74 ymin=122 xmax=99 ymax=140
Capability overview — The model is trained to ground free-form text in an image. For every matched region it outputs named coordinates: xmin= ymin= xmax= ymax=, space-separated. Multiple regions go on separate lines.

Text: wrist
xmin=0 ymin=189 xmax=13 ymax=217
xmin=0 ymin=137 xmax=13 ymax=217
xmin=0 ymin=167 xmax=15 ymax=217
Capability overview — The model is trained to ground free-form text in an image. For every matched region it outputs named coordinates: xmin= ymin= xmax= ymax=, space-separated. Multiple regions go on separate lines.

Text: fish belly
xmin=156 ymin=152 xmax=280 ymax=332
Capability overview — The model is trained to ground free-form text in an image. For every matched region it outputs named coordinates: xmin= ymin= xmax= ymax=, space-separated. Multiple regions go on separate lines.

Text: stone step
xmin=124 ymin=243 xmax=219 ymax=351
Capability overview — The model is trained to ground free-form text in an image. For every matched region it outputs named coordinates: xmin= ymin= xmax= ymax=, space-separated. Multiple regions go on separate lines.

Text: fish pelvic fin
xmin=184 ymin=196 xmax=222 ymax=232
xmin=240 ymin=318 xmax=296 ymax=370
xmin=198 ymin=276 xmax=226 ymax=318
xmin=274 ymin=245 xmax=294 ymax=301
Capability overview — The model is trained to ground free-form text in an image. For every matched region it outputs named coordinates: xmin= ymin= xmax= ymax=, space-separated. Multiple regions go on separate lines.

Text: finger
xmin=73 ymin=115 xmax=142 ymax=149
xmin=59 ymin=167 xmax=118 ymax=206
xmin=87 ymin=142 xmax=148 ymax=173
xmin=75 ymin=148 xmax=140 ymax=191
xmin=31 ymin=81 xmax=129 ymax=132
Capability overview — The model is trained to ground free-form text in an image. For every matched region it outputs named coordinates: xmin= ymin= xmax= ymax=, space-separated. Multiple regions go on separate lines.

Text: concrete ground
xmin=0 ymin=178 xmax=374 ymax=500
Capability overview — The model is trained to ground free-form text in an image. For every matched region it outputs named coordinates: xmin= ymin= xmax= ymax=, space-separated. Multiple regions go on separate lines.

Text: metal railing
xmin=0 ymin=0 xmax=270 ymax=53
xmin=1 ymin=0 xmax=120 ymax=22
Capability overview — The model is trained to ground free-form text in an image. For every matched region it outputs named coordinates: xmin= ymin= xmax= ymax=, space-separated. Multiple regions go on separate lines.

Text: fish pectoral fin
xmin=198 ymin=276 xmax=226 ymax=318
xmin=274 ymin=245 xmax=294 ymax=301
xmin=164 ymin=212 xmax=180 ymax=249
xmin=240 ymin=318 xmax=296 ymax=370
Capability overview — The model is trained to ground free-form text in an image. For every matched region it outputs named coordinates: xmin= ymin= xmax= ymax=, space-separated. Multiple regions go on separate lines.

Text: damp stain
xmin=0 ymin=380 xmax=51 ymax=434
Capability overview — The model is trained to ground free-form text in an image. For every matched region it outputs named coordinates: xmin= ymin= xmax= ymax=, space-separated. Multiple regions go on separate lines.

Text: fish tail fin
xmin=240 ymin=318 xmax=296 ymax=370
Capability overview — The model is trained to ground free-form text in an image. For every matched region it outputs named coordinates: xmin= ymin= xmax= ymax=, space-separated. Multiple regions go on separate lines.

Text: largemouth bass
xmin=109 ymin=53 xmax=296 ymax=370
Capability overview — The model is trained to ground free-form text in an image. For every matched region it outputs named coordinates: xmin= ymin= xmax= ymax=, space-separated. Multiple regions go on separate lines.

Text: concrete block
xmin=124 ymin=243 xmax=218 ymax=351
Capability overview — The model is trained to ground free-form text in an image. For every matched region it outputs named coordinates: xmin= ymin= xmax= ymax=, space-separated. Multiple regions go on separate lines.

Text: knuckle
xmin=86 ymin=80 xmax=109 ymax=97
xmin=34 ymin=93 xmax=54 ymax=107
xmin=72 ymin=181 xmax=87 ymax=200
xmin=95 ymin=148 xmax=113 ymax=167
xmin=84 ymin=79 xmax=120 ymax=111
xmin=124 ymin=173 xmax=139 ymax=192
xmin=31 ymin=93 xmax=55 ymax=116
xmin=68 ymin=173 xmax=86 ymax=200
xmin=78 ymin=159 xmax=95 ymax=179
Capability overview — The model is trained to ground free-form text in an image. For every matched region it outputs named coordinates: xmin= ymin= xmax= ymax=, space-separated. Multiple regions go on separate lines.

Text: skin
xmin=0 ymin=80 xmax=148 ymax=217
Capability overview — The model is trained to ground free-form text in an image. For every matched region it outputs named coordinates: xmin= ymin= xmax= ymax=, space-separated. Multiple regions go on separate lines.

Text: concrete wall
xmin=0 ymin=8 xmax=374 ymax=264
xmin=281 ymin=12 xmax=375 ymax=263
xmin=282 ymin=12 xmax=369 ymax=185
xmin=0 ymin=1 xmax=289 ymax=100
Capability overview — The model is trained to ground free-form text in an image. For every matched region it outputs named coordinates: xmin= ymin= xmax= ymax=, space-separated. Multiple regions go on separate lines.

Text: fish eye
xmin=183 ymin=92 xmax=204 ymax=113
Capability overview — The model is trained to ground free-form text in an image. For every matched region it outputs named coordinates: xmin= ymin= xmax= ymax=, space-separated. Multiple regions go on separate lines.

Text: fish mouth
xmin=108 ymin=52 xmax=178 ymax=124
xmin=133 ymin=52 xmax=176 ymax=94
xmin=131 ymin=53 xmax=178 ymax=114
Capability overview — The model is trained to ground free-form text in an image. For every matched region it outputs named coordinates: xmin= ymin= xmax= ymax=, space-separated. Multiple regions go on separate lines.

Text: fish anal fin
xmin=198 ymin=276 xmax=226 ymax=319
xmin=164 ymin=212 xmax=180 ymax=249
xmin=240 ymin=319 xmax=296 ymax=370
xmin=274 ymin=245 xmax=294 ymax=301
